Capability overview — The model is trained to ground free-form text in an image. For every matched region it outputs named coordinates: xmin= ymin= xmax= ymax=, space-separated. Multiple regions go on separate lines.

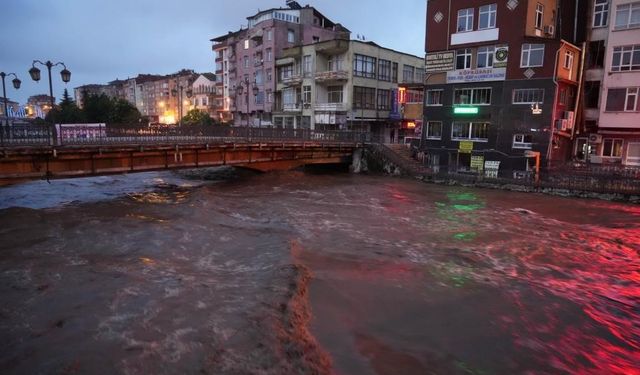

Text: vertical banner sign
xmin=470 ymin=156 xmax=485 ymax=172
xmin=389 ymin=89 xmax=401 ymax=120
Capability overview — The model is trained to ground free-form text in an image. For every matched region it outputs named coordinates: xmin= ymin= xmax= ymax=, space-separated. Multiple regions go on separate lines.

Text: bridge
xmin=0 ymin=125 xmax=367 ymax=185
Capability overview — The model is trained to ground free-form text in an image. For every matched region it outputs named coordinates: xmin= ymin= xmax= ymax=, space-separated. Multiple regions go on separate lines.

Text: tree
xmin=181 ymin=109 xmax=214 ymax=126
xmin=45 ymin=89 xmax=85 ymax=124
xmin=83 ymin=93 xmax=142 ymax=125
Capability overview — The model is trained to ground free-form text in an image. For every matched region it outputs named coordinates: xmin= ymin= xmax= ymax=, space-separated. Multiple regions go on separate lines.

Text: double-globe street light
xmin=28 ymin=60 xmax=71 ymax=113
xmin=0 ymin=72 xmax=21 ymax=126
xmin=235 ymin=78 xmax=259 ymax=130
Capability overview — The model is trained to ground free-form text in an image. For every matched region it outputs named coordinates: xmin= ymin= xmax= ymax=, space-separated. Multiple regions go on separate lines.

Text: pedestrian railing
xmin=0 ymin=124 xmax=371 ymax=147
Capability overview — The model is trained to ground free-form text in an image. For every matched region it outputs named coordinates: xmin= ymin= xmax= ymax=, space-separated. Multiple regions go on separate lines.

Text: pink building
xmin=211 ymin=0 xmax=349 ymax=126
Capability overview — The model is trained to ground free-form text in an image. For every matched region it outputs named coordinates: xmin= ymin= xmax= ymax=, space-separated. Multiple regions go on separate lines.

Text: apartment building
xmin=210 ymin=0 xmax=349 ymax=127
xmin=190 ymin=73 xmax=221 ymax=120
xmin=74 ymin=84 xmax=116 ymax=109
xmin=581 ymin=0 xmax=640 ymax=167
xmin=272 ymin=39 xmax=424 ymax=140
xmin=422 ymin=0 xmax=584 ymax=176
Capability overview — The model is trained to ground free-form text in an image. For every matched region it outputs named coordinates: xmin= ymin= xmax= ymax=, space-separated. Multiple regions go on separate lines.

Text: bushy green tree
xmin=45 ymin=89 xmax=85 ymax=124
xmin=83 ymin=94 xmax=142 ymax=124
xmin=181 ymin=109 xmax=214 ymax=126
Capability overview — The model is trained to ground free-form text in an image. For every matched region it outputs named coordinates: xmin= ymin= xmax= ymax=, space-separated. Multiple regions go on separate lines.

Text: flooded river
xmin=0 ymin=170 xmax=638 ymax=374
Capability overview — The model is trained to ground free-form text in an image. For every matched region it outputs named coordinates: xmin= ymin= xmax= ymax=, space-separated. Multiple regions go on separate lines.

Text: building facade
xmin=190 ymin=73 xmax=220 ymax=120
xmin=581 ymin=0 xmax=640 ymax=167
xmin=26 ymin=95 xmax=55 ymax=119
xmin=210 ymin=1 xmax=349 ymax=127
xmin=422 ymin=0 xmax=584 ymax=176
xmin=272 ymin=39 xmax=424 ymax=141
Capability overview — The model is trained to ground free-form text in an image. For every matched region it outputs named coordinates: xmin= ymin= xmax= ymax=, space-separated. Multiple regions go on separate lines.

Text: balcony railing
xmin=315 ymin=102 xmax=347 ymax=112
xmin=315 ymin=70 xmax=349 ymax=82
xmin=281 ymin=75 xmax=302 ymax=86
xmin=283 ymin=103 xmax=302 ymax=112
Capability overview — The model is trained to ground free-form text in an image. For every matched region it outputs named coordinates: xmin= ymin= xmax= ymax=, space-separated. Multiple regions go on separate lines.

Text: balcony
xmin=315 ymin=102 xmax=347 ymax=112
xmin=315 ymin=70 xmax=349 ymax=83
xmin=281 ymin=75 xmax=303 ymax=86
xmin=283 ymin=103 xmax=302 ymax=112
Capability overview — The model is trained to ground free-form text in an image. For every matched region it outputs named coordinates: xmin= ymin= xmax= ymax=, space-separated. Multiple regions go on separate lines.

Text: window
xmin=353 ymin=86 xmax=376 ymax=109
xmin=267 ymin=29 xmax=273 ymax=41
xmin=287 ymin=29 xmax=295 ymax=43
xmin=513 ymin=134 xmax=533 ymax=149
xmin=588 ymin=40 xmax=606 ymax=68
xmin=479 ymin=4 xmax=497 ymax=29
xmin=302 ymin=86 xmax=311 ymax=104
xmin=584 ymin=81 xmax=600 ymax=108
xmin=255 ymin=91 xmax=264 ymax=105
xmin=266 ymin=68 xmax=273 ymax=82
xmin=456 ymin=49 xmax=472 ymax=70
xmin=280 ymin=65 xmax=294 ymax=80
xmin=521 ymin=44 xmax=545 ymax=67
xmin=378 ymin=59 xmax=391 ymax=81
xmin=593 ymin=0 xmax=610 ymax=27
xmin=416 ymin=69 xmax=425 ymax=84
xmin=255 ymin=70 xmax=263 ymax=85
xmin=426 ymin=89 xmax=443 ymax=106
xmin=426 ymin=122 xmax=443 ymax=140
xmin=602 ymin=138 xmax=623 ymax=157
xmin=457 ymin=8 xmax=474 ymax=32
xmin=327 ymin=85 xmax=343 ymax=103
xmin=606 ymin=87 xmax=640 ymax=111
xmin=313 ymin=36 xmax=320 ymax=43
xmin=564 ymin=50 xmax=575 ymax=69
xmin=611 ymin=45 xmax=640 ymax=71
xmin=377 ymin=89 xmax=391 ymax=110
xmin=452 ymin=122 xmax=490 ymax=141
xmin=327 ymin=55 xmax=343 ymax=71
xmin=512 ymin=88 xmax=544 ymax=104
xmin=354 ymin=54 xmax=376 ymax=78
xmin=303 ymin=55 xmax=312 ymax=77
xmin=266 ymin=48 xmax=272 ymax=62
xmin=454 ymin=88 xmax=492 ymax=105
xmin=283 ymin=88 xmax=296 ymax=105
xmin=614 ymin=2 xmax=640 ymax=29
xmin=535 ymin=3 xmax=544 ymax=29
xmin=403 ymin=65 xmax=415 ymax=83
xmin=244 ymin=40 xmax=250 ymax=49
xmin=244 ymin=56 xmax=249 ymax=68
xmin=477 ymin=46 xmax=494 ymax=68
xmin=405 ymin=90 xmax=423 ymax=103
xmin=392 ymin=62 xmax=399 ymax=83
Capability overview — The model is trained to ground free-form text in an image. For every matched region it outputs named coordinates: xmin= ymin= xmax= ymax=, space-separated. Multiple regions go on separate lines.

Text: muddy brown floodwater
xmin=0 ymin=170 xmax=639 ymax=374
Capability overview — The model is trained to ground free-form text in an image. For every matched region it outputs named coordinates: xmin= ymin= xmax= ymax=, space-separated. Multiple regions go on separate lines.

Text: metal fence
xmin=0 ymin=124 xmax=371 ymax=147
xmin=368 ymin=143 xmax=640 ymax=196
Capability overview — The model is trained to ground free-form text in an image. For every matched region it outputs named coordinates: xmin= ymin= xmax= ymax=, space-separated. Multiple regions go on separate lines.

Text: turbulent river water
xmin=0 ymin=170 xmax=639 ymax=375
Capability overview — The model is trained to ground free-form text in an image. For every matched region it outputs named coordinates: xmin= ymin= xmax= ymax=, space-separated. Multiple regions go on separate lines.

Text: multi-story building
xmin=272 ymin=39 xmax=424 ymax=140
xmin=422 ymin=0 xmax=584 ymax=176
xmin=26 ymin=94 xmax=55 ymax=119
xmin=580 ymin=0 xmax=640 ymax=167
xmin=190 ymin=73 xmax=220 ymax=120
xmin=74 ymin=84 xmax=116 ymax=108
xmin=210 ymin=0 xmax=349 ymax=127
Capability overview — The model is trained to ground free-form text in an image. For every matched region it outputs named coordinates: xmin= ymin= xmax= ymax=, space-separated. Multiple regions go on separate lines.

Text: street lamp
xmin=0 ymin=72 xmax=21 ymax=126
xmin=172 ymin=83 xmax=191 ymax=127
xmin=235 ymin=78 xmax=258 ymax=129
xmin=29 ymin=60 xmax=71 ymax=110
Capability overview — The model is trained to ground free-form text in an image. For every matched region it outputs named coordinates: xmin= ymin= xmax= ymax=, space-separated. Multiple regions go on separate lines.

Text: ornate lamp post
xmin=28 ymin=60 xmax=71 ymax=110
xmin=0 ymin=72 xmax=21 ymax=126
xmin=235 ymin=78 xmax=258 ymax=129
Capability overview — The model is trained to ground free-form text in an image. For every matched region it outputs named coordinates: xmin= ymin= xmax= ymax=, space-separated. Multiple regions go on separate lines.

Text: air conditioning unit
xmin=544 ymin=25 xmax=555 ymax=35
xmin=589 ymin=134 xmax=603 ymax=143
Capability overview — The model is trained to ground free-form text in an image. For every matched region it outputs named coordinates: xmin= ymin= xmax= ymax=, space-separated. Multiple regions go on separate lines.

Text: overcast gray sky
xmin=1 ymin=0 xmax=425 ymax=104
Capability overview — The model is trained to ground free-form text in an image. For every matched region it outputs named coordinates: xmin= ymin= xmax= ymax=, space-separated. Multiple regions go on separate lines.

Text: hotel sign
xmin=425 ymin=52 xmax=455 ymax=73
xmin=447 ymin=67 xmax=506 ymax=83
